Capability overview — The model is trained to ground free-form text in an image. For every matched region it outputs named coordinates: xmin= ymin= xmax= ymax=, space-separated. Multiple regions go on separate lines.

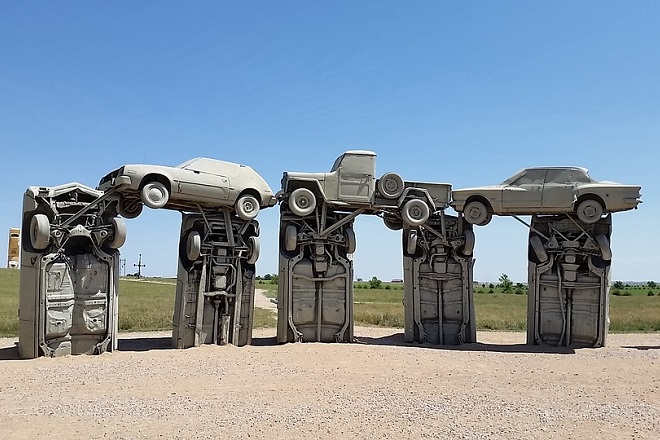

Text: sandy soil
xmin=0 ymin=293 xmax=658 ymax=439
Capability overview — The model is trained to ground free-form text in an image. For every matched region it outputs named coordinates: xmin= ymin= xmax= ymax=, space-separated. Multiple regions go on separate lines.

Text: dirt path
xmin=0 ymin=327 xmax=658 ymax=439
xmin=253 ymin=288 xmax=277 ymax=310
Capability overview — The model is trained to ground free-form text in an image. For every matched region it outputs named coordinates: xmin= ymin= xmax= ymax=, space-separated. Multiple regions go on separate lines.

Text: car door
xmin=175 ymin=160 xmax=231 ymax=203
xmin=501 ymin=169 xmax=546 ymax=212
xmin=337 ymin=154 xmax=374 ymax=203
xmin=542 ymin=168 xmax=575 ymax=210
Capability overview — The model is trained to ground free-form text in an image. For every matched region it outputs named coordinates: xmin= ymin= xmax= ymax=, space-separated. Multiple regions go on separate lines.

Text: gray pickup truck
xmin=279 ymin=150 xmax=451 ymax=228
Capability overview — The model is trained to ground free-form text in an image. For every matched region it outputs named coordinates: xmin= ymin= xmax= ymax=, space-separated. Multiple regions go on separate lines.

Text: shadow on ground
xmin=118 ymin=337 xmax=172 ymax=352
xmin=0 ymin=344 xmax=19 ymax=361
xmin=1 ymin=332 xmax=586 ymax=358
xmin=355 ymin=332 xmax=577 ymax=354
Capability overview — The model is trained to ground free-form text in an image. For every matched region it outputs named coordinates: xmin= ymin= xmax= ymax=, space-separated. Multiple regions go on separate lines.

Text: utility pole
xmin=120 ymin=258 xmax=126 ymax=276
xmin=134 ymin=254 xmax=146 ymax=279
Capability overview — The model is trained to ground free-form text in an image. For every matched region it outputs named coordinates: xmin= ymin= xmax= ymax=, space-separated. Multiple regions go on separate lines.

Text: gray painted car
xmin=280 ymin=150 xmax=452 ymax=228
xmin=98 ymin=157 xmax=277 ymax=220
xmin=451 ymin=167 xmax=641 ymax=226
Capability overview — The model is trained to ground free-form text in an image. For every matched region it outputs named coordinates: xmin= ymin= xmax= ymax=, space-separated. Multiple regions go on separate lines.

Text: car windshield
xmin=177 ymin=158 xmax=225 ymax=174
xmin=502 ymin=169 xmax=546 ymax=186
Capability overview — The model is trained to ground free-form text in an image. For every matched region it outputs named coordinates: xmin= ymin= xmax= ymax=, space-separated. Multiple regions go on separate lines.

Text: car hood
xmin=452 ymin=185 xmax=506 ymax=197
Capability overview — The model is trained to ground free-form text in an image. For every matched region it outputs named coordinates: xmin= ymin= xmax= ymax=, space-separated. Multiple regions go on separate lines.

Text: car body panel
xmin=281 ymin=150 xmax=451 ymax=213
xmin=451 ymin=166 xmax=641 ymax=216
xmin=98 ymin=158 xmax=276 ymax=212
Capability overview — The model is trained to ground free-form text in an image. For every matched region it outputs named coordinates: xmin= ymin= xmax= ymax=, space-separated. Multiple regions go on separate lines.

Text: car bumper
xmin=98 ymin=175 xmax=133 ymax=192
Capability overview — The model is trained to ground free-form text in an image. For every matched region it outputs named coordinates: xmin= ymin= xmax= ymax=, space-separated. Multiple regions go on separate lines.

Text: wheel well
xmin=287 ymin=181 xmax=323 ymax=201
xmin=238 ymin=188 xmax=261 ymax=204
xmin=140 ymin=174 xmax=171 ymax=192
xmin=575 ymin=194 xmax=605 ymax=210
xmin=402 ymin=188 xmax=434 ymax=209
xmin=464 ymin=195 xmax=492 ymax=212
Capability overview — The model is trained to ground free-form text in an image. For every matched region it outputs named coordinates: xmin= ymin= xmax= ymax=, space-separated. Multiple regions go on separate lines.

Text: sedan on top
xmin=451 ymin=166 xmax=641 ymax=226
xmin=98 ymin=157 xmax=277 ymax=220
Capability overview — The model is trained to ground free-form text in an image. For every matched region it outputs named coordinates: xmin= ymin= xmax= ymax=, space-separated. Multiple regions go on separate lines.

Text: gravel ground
xmin=0 ymin=326 xmax=658 ymax=440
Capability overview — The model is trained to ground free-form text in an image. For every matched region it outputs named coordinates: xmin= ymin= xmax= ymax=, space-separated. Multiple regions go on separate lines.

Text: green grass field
xmin=1 ymin=269 xmax=658 ymax=336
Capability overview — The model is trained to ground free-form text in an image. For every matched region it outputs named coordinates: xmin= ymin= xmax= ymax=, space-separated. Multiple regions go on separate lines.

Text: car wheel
xmin=284 ymin=224 xmax=298 ymax=252
xmin=576 ymin=199 xmax=603 ymax=224
xmin=236 ymin=194 xmax=260 ymax=220
xmin=30 ymin=214 xmax=50 ymax=250
xmin=463 ymin=200 xmax=491 ymax=226
xmin=458 ymin=229 xmax=475 ymax=257
xmin=141 ymin=181 xmax=169 ymax=209
xmin=289 ymin=188 xmax=316 ymax=217
xmin=106 ymin=217 xmax=127 ymax=249
xmin=117 ymin=198 xmax=143 ymax=219
xmin=246 ymin=236 xmax=260 ymax=265
xmin=186 ymin=231 xmax=201 ymax=262
xmin=529 ymin=235 xmax=548 ymax=263
xmin=344 ymin=227 xmax=356 ymax=254
xmin=383 ymin=214 xmax=403 ymax=231
xmin=595 ymin=234 xmax=612 ymax=261
xmin=401 ymin=199 xmax=430 ymax=227
xmin=378 ymin=172 xmax=404 ymax=199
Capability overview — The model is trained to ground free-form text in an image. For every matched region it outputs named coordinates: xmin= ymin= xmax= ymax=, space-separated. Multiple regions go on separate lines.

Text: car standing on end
xmin=451 ymin=166 xmax=641 ymax=226
xmin=98 ymin=157 xmax=277 ymax=220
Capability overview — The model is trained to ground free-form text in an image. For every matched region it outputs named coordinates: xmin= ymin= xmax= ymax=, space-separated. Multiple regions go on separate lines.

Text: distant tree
xmin=499 ymin=274 xmax=513 ymax=293
xmin=647 ymin=281 xmax=657 ymax=289
xmin=647 ymin=291 xmax=655 ymax=297
xmin=263 ymin=274 xmax=271 ymax=280
xmin=369 ymin=276 xmax=382 ymax=289
xmin=269 ymin=274 xmax=279 ymax=284
xmin=488 ymin=283 xmax=495 ymax=290
xmin=613 ymin=281 xmax=624 ymax=290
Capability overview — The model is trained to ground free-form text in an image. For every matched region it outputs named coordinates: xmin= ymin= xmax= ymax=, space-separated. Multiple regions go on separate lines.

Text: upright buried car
xmin=98 ymin=157 xmax=277 ymax=220
xmin=451 ymin=167 xmax=641 ymax=226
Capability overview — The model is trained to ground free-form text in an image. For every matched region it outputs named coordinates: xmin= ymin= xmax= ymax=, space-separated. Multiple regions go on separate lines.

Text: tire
xmin=106 ymin=217 xmax=127 ymax=249
xmin=378 ymin=172 xmax=405 ymax=199
xmin=529 ymin=235 xmax=548 ymax=263
xmin=236 ymin=194 xmax=260 ymax=220
xmin=289 ymin=188 xmax=316 ymax=217
xmin=30 ymin=214 xmax=50 ymax=250
xmin=117 ymin=198 xmax=143 ymax=219
xmin=383 ymin=214 xmax=403 ymax=231
xmin=246 ymin=236 xmax=260 ymax=265
xmin=186 ymin=231 xmax=201 ymax=262
xmin=401 ymin=199 xmax=430 ymax=227
xmin=463 ymin=200 xmax=491 ymax=226
xmin=576 ymin=198 xmax=603 ymax=224
xmin=404 ymin=229 xmax=418 ymax=256
xmin=284 ymin=224 xmax=298 ymax=252
xmin=595 ymin=234 xmax=612 ymax=261
xmin=141 ymin=181 xmax=169 ymax=209
xmin=344 ymin=227 xmax=356 ymax=254
xmin=458 ymin=229 xmax=475 ymax=257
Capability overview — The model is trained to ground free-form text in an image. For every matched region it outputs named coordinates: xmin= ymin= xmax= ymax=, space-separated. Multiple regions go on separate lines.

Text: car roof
xmin=521 ymin=166 xmax=589 ymax=173
xmin=178 ymin=157 xmax=253 ymax=176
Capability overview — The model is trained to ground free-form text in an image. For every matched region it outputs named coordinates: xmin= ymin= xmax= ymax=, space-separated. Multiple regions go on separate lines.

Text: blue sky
xmin=1 ymin=2 xmax=658 ymax=282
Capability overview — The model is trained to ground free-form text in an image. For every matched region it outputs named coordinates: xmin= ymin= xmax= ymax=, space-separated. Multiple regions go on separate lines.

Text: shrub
xmin=647 ymin=291 xmax=655 ymax=297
